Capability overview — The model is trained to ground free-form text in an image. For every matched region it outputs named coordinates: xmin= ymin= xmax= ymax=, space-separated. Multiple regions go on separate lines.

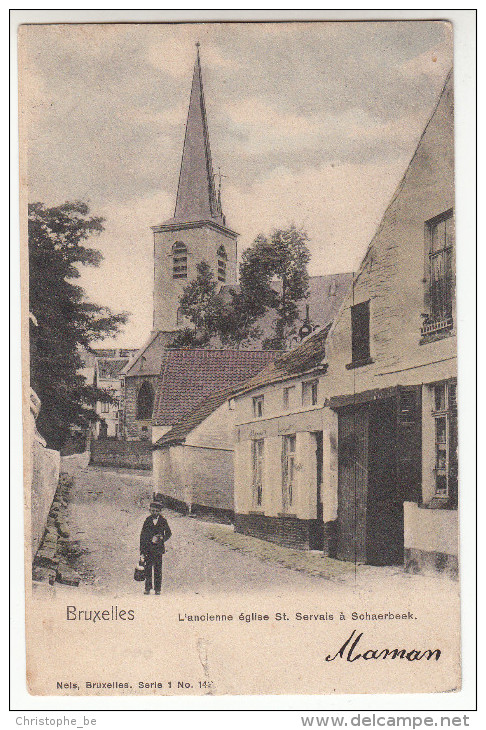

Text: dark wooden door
xmin=367 ymin=399 xmax=402 ymax=565
xmin=309 ymin=431 xmax=324 ymax=550
xmin=337 ymin=407 xmax=369 ymax=563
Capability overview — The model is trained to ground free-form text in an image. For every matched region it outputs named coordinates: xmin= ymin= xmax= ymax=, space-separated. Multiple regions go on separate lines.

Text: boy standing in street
xmin=139 ymin=501 xmax=172 ymax=595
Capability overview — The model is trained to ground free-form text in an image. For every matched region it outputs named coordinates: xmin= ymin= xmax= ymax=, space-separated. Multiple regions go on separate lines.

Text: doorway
xmin=309 ymin=431 xmax=324 ymax=550
xmin=336 ymin=399 xmax=403 ymax=565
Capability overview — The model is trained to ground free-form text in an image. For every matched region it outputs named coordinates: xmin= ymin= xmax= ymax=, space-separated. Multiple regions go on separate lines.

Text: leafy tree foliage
xmin=240 ymin=225 xmax=310 ymax=349
xmin=170 ymin=261 xmax=219 ymax=347
xmin=29 ymin=201 xmax=129 ymax=449
xmin=173 ymin=224 xmax=310 ymax=350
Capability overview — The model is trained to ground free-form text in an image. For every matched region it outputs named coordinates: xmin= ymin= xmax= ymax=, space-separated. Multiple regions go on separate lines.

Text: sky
xmin=20 ymin=21 xmax=453 ymax=347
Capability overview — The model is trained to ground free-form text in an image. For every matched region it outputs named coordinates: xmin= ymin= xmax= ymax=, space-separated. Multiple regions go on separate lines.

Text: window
xmin=137 ymin=381 xmax=154 ymax=420
xmin=302 ymin=379 xmax=319 ymax=407
xmin=283 ymin=386 xmax=295 ymax=410
xmin=282 ymin=435 xmax=296 ymax=510
xmin=252 ymin=439 xmax=264 ymax=506
xmin=253 ymin=395 xmax=264 ymax=418
xmin=217 ymin=245 xmax=227 ymax=282
xmin=348 ymin=300 xmax=371 ymax=367
xmin=422 ymin=211 xmax=454 ymax=337
xmin=101 ymin=401 xmax=109 ymax=413
xmin=172 ymin=242 xmax=188 ymax=279
xmin=432 ymin=381 xmax=458 ymax=500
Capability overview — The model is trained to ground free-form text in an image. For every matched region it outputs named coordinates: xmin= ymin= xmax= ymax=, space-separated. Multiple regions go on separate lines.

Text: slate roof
xmin=164 ymin=46 xmax=224 ymax=227
xmin=219 ymin=272 xmax=353 ymax=347
xmin=231 ymin=325 xmax=331 ymax=397
xmin=152 ymin=348 xmax=277 ymax=427
xmin=153 ymin=387 xmax=234 ymax=448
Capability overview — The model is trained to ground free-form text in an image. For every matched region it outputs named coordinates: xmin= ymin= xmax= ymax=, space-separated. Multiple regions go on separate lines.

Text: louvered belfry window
xmin=172 ymin=242 xmax=188 ymax=279
xmin=217 ymin=245 xmax=227 ymax=282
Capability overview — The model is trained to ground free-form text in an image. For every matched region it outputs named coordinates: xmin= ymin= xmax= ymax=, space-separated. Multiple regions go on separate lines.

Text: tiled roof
xmin=154 ymin=388 xmax=233 ymax=448
xmin=232 ymin=325 xmax=331 ymax=397
xmin=123 ymin=331 xmax=175 ymax=377
xmin=152 ymin=349 xmax=277 ymax=426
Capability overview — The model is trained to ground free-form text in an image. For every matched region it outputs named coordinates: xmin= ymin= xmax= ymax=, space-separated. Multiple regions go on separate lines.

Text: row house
xmin=232 ymin=328 xmax=338 ymax=550
xmin=233 ymin=71 xmax=458 ymax=574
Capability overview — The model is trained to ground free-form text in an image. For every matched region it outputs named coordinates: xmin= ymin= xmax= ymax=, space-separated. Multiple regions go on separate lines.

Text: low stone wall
xmin=31 ymin=436 xmax=61 ymax=558
xmin=90 ymin=439 xmax=152 ymax=470
xmin=61 ymin=451 xmax=90 ymax=475
xmin=403 ymin=501 xmax=459 ymax=577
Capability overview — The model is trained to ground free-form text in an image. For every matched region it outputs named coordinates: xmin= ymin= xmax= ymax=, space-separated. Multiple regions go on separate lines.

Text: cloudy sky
xmin=20 ymin=21 xmax=453 ymax=346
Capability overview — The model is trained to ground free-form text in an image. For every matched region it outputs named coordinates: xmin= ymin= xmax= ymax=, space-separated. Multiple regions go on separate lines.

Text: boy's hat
xmin=150 ymin=501 xmax=163 ymax=509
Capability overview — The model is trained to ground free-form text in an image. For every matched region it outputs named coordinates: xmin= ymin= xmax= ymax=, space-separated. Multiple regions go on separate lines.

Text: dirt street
xmin=65 ymin=465 xmax=333 ymax=596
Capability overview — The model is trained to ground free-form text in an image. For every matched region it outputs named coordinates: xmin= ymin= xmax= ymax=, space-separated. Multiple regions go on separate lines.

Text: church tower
xmin=152 ymin=44 xmax=238 ymax=332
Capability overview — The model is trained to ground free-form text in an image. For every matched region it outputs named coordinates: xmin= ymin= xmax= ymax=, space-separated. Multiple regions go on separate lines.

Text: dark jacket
xmin=140 ymin=515 xmax=172 ymax=556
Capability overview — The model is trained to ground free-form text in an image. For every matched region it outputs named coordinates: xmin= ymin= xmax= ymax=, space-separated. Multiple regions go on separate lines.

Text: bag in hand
xmin=134 ymin=558 xmax=145 ymax=582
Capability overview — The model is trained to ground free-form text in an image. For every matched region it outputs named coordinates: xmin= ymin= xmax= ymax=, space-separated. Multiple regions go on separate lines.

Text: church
xmin=122 ymin=45 xmax=351 ymax=444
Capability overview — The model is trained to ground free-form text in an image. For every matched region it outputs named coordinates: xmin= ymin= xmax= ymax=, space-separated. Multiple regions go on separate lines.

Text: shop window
xmin=283 ymin=386 xmax=295 ymax=410
xmin=302 ymin=379 xmax=319 ymax=407
xmin=217 ymin=245 xmax=227 ymax=282
xmin=253 ymin=395 xmax=264 ymax=418
xmin=252 ymin=439 xmax=264 ymax=507
xmin=347 ymin=300 xmax=371 ymax=368
xmin=172 ymin=242 xmax=188 ymax=279
xmin=137 ymin=381 xmax=154 ymax=420
xmin=421 ymin=210 xmax=454 ymax=338
xmin=282 ymin=434 xmax=297 ymax=510
xmin=432 ymin=381 xmax=458 ymax=501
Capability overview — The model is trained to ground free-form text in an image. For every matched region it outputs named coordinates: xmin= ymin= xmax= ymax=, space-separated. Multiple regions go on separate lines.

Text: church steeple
xmin=151 ymin=43 xmax=237 ymax=332
xmin=173 ymin=44 xmax=224 ymax=225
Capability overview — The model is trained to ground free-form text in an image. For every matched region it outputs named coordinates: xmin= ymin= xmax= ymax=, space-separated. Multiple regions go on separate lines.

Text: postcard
xmin=19 ymin=19 xmax=463 ymax=697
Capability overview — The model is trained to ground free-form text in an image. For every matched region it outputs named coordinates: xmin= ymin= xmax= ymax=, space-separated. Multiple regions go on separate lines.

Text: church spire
xmin=173 ymin=44 xmax=224 ymax=224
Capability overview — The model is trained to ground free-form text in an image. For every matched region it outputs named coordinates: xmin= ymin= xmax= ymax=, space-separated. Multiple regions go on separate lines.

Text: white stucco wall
xmin=404 ymin=501 xmax=458 ymax=556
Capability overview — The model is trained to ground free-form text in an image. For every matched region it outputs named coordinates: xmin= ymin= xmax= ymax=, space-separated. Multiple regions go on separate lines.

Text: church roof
xmin=219 ymin=272 xmax=353 ymax=347
xmin=166 ymin=45 xmax=225 ymax=227
xmin=123 ymin=331 xmax=174 ymax=377
xmin=152 ymin=348 xmax=277 ymax=426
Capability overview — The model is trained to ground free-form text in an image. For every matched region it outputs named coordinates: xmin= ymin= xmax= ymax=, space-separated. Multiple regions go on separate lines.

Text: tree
xmin=173 ymin=223 xmax=311 ymax=350
xmin=240 ymin=224 xmax=311 ymax=350
xmin=169 ymin=261 xmax=219 ymax=348
xmin=29 ymin=201 xmax=129 ymax=449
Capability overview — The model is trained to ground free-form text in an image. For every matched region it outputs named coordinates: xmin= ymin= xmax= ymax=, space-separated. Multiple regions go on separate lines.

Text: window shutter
xmin=448 ymin=382 xmax=458 ymax=508
xmin=396 ymin=386 xmax=422 ymax=502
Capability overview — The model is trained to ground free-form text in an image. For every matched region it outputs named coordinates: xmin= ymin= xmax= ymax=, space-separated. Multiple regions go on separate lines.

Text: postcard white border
xmin=8 ymin=6 xmax=478 ymax=720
